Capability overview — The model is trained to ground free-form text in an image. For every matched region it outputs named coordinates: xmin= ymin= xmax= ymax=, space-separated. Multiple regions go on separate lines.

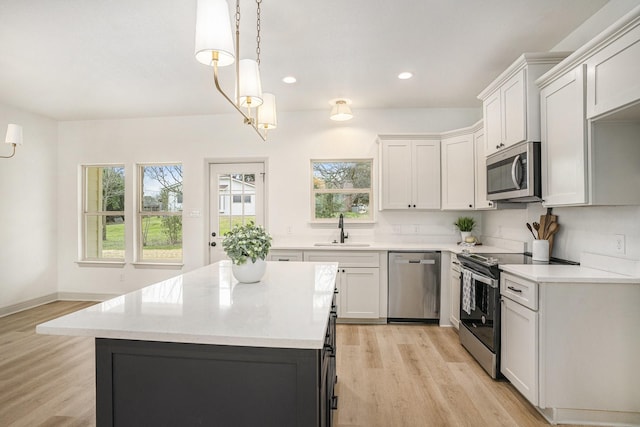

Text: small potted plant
xmin=222 ymin=221 xmax=273 ymax=283
xmin=454 ymin=216 xmax=476 ymax=243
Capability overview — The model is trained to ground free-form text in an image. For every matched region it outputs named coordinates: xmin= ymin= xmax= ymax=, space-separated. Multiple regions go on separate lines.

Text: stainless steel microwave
xmin=486 ymin=141 xmax=541 ymax=202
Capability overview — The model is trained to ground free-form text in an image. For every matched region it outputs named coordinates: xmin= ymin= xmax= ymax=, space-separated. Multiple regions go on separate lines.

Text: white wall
xmin=0 ymin=103 xmax=59 ymax=313
xmin=57 ymin=107 xmax=482 ymax=295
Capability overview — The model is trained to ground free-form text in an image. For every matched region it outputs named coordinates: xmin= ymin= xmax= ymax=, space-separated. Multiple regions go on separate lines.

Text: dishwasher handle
xmin=395 ymin=259 xmax=436 ymax=265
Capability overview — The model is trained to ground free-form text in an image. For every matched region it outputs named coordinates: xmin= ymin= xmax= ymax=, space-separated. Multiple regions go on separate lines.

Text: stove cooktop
xmin=458 ymin=252 xmax=579 ymax=268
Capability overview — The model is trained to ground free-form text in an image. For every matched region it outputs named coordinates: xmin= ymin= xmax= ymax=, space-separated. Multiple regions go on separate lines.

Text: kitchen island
xmin=37 ymin=261 xmax=339 ymax=427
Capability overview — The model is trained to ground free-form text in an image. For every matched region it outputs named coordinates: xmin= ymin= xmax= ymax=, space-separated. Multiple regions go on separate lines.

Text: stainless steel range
xmin=456 ymin=252 xmax=577 ymax=379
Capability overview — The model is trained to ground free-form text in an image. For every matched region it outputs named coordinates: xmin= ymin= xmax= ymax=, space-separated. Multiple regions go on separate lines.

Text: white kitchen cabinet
xmin=441 ymin=131 xmax=475 ymax=210
xmin=478 ymin=52 xmax=569 ymax=157
xmin=449 ymin=254 xmax=461 ymax=329
xmin=536 ymin=7 xmax=640 ymax=207
xmin=501 ymin=296 xmax=538 ymax=405
xmin=500 ymin=270 xmax=640 ymax=426
xmin=473 ymin=125 xmax=496 ymax=210
xmin=303 ymin=251 xmax=381 ymax=320
xmin=585 ymin=10 xmax=640 ymax=120
xmin=268 ymin=250 xmax=303 ymax=262
xmin=378 ymin=137 xmax=441 ymax=210
xmin=337 ymin=267 xmax=380 ymax=319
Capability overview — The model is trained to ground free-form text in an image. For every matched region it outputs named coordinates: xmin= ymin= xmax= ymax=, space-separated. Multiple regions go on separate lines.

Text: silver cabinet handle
xmin=511 ymin=154 xmax=522 ymax=190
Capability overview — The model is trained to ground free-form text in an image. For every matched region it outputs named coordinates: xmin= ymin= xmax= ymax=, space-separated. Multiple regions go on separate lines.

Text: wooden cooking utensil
xmin=526 ymin=223 xmax=537 ymax=239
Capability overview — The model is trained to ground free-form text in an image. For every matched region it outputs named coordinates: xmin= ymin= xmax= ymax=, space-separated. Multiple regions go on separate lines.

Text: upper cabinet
xmin=473 ymin=124 xmax=495 ymax=210
xmin=478 ymin=53 xmax=570 ymax=157
xmin=585 ymin=8 xmax=640 ymax=120
xmin=537 ymin=6 xmax=640 ymax=207
xmin=378 ymin=137 xmax=441 ymax=210
xmin=441 ymin=124 xmax=479 ymax=210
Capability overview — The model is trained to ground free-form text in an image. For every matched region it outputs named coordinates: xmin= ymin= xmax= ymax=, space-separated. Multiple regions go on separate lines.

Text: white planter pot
xmin=231 ymin=259 xmax=267 ymax=283
xmin=460 ymin=231 xmax=472 ymax=242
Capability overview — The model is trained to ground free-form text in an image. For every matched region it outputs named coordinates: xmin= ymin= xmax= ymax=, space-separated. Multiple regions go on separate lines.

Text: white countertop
xmin=500 ymin=264 xmax=640 ymax=284
xmin=36 ymin=261 xmax=339 ymax=349
xmin=271 ymin=241 xmax=518 ymax=255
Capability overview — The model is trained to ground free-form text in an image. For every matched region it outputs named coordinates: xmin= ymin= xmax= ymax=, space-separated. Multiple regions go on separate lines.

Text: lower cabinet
xmin=500 ymin=296 xmax=538 ymax=405
xmin=268 ymin=250 xmax=303 ymax=262
xmin=337 ymin=267 xmax=380 ymax=319
xmin=304 ymin=251 xmax=382 ymax=321
xmin=449 ymin=256 xmax=461 ymax=329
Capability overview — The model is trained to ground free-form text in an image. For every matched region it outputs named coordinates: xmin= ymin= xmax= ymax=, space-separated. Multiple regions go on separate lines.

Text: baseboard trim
xmin=1 ymin=292 xmax=117 ymax=318
xmin=0 ymin=293 xmax=59 ymax=318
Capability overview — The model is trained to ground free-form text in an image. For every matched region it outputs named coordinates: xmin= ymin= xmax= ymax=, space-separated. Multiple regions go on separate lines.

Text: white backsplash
xmin=483 ymin=204 xmax=640 ymax=262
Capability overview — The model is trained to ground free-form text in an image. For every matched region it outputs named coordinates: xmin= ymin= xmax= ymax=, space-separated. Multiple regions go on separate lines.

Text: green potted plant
xmin=454 ymin=216 xmax=476 ymax=243
xmin=222 ymin=222 xmax=273 ymax=283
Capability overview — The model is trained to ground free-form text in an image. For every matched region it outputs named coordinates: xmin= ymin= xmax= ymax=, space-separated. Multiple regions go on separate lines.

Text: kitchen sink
xmin=313 ymin=242 xmax=370 ymax=247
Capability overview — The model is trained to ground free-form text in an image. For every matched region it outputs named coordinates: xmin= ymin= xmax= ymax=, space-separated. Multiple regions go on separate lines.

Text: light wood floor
xmin=1 ymin=302 xmax=587 ymax=426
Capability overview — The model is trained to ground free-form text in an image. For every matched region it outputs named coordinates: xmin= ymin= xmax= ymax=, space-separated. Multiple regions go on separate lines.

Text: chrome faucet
xmin=338 ymin=213 xmax=348 ymax=243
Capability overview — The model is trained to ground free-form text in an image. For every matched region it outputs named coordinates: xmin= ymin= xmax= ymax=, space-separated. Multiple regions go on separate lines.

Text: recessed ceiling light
xmin=398 ymin=72 xmax=413 ymax=80
xmin=282 ymin=76 xmax=297 ymax=84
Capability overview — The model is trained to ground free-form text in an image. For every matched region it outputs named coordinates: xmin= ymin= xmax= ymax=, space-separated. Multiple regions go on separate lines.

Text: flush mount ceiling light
xmin=398 ymin=72 xmax=413 ymax=80
xmin=1 ymin=124 xmax=23 ymax=159
xmin=329 ymin=99 xmax=353 ymax=121
xmin=195 ymin=0 xmax=277 ymax=141
xmin=282 ymin=76 xmax=297 ymax=84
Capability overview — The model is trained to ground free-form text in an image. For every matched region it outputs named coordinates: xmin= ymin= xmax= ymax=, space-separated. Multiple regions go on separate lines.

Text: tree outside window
xmin=82 ymin=165 xmax=125 ymax=260
xmin=139 ymin=164 xmax=183 ymax=262
xmin=311 ymin=160 xmax=373 ymax=221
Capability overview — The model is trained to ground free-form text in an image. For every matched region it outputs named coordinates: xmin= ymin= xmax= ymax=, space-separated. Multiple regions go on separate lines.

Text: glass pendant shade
xmin=5 ymin=124 xmax=23 ymax=145
xmin=330 ymin=101 xmax=353 ymax=121
xmin=237 ymin=59 xmax=263 ymax=108
xmin=194 ymin=0 xmax=235 ymax=67
xmin=257 ymin=93 xmax=277 ymax=129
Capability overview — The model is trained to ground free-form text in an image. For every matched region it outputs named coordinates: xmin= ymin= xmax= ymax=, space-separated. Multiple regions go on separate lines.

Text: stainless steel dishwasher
xmin=388 ymin=251 xmax=441 ymax=322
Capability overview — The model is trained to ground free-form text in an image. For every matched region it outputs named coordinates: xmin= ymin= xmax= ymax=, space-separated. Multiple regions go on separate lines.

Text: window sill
xmin=309 ymin=220 xmax=375 ymax=228
xmin=132 ymin=262 xmax=184 ymax=270
xmin=76 ymin=260 xmax=126 ymax=268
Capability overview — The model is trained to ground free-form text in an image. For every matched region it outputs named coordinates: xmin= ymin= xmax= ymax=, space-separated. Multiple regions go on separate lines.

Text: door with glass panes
xmin=209 ymin=162 xmax=265 ymax=263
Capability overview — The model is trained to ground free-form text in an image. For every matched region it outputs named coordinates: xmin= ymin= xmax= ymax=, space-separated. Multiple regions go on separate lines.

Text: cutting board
xmin=539 ymin=211 xmax=558 ymax=257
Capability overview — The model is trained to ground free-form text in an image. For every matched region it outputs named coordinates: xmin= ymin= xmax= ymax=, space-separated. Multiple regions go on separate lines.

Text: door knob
xmin=210 ymin=242 xmax=217 ymax=247
xmin=211 ymin=232 xmax=217 ymax=237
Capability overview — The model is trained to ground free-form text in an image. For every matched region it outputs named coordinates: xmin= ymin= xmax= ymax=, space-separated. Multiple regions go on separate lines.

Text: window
xmin=311 ymin=159 xmax=373 ymax=221
xmin=138 ymin=164 xmax=183 ymax=262
xmin=82 ymin=165 xmax=125 ymax=261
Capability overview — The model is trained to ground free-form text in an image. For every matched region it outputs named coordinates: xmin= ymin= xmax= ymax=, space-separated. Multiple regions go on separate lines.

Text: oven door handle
xmin=461 ymin=267 xmax=498 ymax=288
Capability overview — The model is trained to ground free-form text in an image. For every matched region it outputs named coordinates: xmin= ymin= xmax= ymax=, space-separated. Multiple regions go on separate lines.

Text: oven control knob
xmin=481 ymin=315 xmax=486 ymax=324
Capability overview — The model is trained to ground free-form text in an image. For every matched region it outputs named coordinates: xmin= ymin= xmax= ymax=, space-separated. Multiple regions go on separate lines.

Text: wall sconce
xmin=1 ymin=124 xmax=23 ymax=159
xmin=330 ymin=99 xmax=353 ymax=121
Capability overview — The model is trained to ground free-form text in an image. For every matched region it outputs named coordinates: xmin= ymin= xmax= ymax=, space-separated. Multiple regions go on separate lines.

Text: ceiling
xmin=0 ymin=0 xmax=609 ymax=121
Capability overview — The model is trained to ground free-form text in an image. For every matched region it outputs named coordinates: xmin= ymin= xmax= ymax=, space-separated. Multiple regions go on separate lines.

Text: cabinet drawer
xmin=268 ymin=250 xmax=303 ymax=262
xmin=500 ymin=272 xmax=538 ymax=311
xmin=303 ymin=251 xmax=380 ymax=267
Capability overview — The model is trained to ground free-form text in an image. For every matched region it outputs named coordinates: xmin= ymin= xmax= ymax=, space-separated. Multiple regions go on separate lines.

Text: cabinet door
xmin=473 ymin=129 xmax=495 ymax=210
xmin=586 ymin=24 xmax=640 ymax=119
xmin=339 ymin=267 xmax=380 ymax=319
xmin=380 ymin=140 xmax=413 ymax=209
xmin=540 ymin=66 xmax=587 ymax=206
xmin=449 ymin=269 xmax=461 ymax=329
xmin=441 ymin=134 xmax=475 ymax=210
xmin=412 ymin=140 xmax=441 ymax=209
xmin=484 ymin=90 xmax=502 ymax=156
xmin=501 ymin=298 xmax=538 ymax=406
xmin=502 ymin=70 xmax=527 ymax=147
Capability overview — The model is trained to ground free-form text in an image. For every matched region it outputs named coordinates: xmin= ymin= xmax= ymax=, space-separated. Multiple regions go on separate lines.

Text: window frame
xmin=310 ymin=158 xmax=374 ymax=223
xmin=136 ymin=163 xmax=184 ymax=264
xmin=80 ymin=164 xmax=126 ymax=262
